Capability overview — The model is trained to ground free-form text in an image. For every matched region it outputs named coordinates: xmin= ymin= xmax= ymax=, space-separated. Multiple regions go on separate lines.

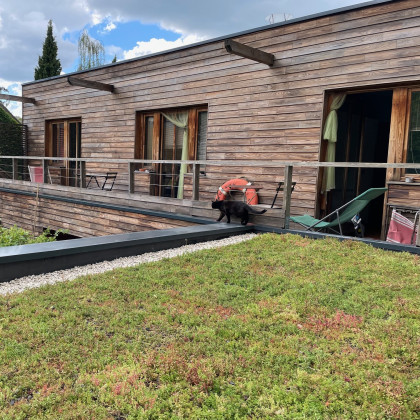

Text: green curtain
xmin=322 ymin=93 xmax=346 ymax=193
xmin=162 ymin=112 xmax=188 ymax=199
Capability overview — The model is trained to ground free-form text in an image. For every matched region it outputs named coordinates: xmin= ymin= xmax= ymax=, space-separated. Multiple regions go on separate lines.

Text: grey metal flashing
xmin=0 ymin=223 xmax=253 ymax=282
xmin=1 ymin=220 xmax=419 ymax=283
xmin=254 ymin=225 xmax=420 ymax=255
xmin=0 ymin=186 xmax=213 ymax=225
xmin=22 ymin=0 xmax=396 ymax=87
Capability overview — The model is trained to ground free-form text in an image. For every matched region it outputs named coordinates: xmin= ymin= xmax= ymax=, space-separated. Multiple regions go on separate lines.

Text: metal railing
xmin=1 ymin=155 xmax=420 ymax=228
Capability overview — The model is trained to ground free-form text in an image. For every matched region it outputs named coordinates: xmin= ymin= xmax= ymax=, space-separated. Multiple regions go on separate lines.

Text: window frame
xmin=45 ymin=117 xmax=82 ymax=185
xmin=404 ymin=88 xmax=420 ymax=174
xmin=135 ymin=105 xmax=208 ymax=167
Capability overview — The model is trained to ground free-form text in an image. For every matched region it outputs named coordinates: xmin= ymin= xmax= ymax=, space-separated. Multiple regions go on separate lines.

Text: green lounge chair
xmin=290 ymin=187 xmax=387 ymax=235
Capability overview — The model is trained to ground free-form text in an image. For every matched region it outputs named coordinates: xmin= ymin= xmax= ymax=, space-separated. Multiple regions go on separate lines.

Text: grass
xmin=0 ymin=233 xmax=418 ymax=419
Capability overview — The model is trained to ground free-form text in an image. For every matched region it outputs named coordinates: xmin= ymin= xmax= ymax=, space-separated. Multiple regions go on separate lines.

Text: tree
xmin=0 ymin=87 xmax=9 ymax=107
xmin=77 ymin=30 xmax=105 ymax=71
xmin=34 ymin=20 xmax=62 ymax=80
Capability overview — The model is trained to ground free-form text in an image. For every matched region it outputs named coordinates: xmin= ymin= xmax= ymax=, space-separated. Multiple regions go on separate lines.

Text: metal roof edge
xmin=22 ymin=0 xmax=396 ymax=87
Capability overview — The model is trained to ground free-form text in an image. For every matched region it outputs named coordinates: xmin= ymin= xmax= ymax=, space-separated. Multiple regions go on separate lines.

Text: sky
xmin=0 ymin=0 xmax=367 ymax=117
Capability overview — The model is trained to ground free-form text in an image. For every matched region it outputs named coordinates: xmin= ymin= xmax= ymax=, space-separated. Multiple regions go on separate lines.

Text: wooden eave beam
xmin=224 ymin=39 xmax=274 ymax=67
xmin=0 ymin=93 xmax=36 ymax=104
xmin=67 ymin=76 xmax=114 ymax=93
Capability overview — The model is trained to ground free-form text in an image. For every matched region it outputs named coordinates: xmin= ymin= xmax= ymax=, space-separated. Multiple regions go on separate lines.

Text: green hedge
xmin=0 ymin=108 xmax=26 ymax=178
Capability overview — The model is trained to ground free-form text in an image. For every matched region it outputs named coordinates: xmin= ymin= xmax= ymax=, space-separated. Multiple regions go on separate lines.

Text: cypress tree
xmin=34 ymin=20 xmax=62 ymax=80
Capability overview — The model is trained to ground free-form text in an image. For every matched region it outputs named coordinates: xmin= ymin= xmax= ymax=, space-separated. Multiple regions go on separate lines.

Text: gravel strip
xmin=0 ymin=233 xmax=257 ymax=296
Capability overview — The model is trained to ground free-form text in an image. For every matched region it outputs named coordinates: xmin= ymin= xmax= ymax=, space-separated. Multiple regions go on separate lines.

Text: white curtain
xmin=322 ymin=93 xmax=347 ymax=193
xmin=162 ymin=112 xmax=188 ymax=199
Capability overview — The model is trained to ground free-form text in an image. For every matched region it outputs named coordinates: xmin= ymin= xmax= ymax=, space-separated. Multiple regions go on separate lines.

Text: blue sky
xmin=62 ymin=20 xmax=181 ymax=71
xmin=0 ymin=0 xmax=364 ymax=117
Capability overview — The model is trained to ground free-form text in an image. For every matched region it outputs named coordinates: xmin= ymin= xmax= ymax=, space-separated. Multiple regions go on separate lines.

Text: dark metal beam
xmin=0 ymin=93 xmax=36 ymax=104
xmin=224 ymin=39 xmax=274 ymax=66
xmin=67 ymin=76 xmax=114 ymax=93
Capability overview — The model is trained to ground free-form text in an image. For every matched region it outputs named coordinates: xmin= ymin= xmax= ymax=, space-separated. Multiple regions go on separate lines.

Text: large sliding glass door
xmin=161 ymin=117 xmax=184 ymax=197
xmin=68 ymin=121 xmax=82 ymax=186
xmin=46 ymin=118 xmax=81 ymax=186
xmin=135 ymin=106 xmax=208 ymax=199
xmin=406 ymin=90 xmax=420 ymax=174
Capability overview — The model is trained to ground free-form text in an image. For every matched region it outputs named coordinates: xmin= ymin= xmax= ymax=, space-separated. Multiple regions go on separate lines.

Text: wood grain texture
xmin=0 ymin=188 xmax=196 ymax=237
xmin=17 ymin=0 xmax=420 ymax=232
xmin=224 ymin=39 xmax=274 ymax=66
xmin=67 ymin=76 xmax=115 ymax=93
xmin=387 ymin=88 xmax=410 ymax=180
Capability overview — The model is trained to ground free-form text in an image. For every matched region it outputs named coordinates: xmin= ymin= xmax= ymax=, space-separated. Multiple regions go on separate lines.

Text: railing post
xmin=12 ymin=158 xmax=18 ymax=180
xmin=192 ymin=163 xmax=200 ymax=201
xmin=42 ymin=159 xmax=49 ymax=184
xmin=128 ymin=162 xmax=135 ymax=193
xmin=282 ymin=165 xmax=293 ymax=229
xmin=80 ymin=161 xmax=86 ymax=188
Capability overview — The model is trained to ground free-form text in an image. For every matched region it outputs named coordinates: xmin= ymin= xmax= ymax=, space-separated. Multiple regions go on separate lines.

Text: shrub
xmin=0 ymin=226 xmax=60 ymax=247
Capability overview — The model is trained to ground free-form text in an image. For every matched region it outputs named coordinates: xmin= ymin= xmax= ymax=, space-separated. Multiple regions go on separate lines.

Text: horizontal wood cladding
xmin=387 ymin=182 xmax=420 ymax=207
xmin=0 ymin=190 xmax=196 ymax=237
xmin=22 ymin=16 xmax=420 ymax=100
xmin=23 ymin=2 xmax=420 ymax=95
xmin=22 ymin=0 xmax=420 ymax=216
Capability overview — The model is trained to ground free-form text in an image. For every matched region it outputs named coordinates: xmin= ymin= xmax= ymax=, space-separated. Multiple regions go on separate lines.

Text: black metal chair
xmin=86 ymin=172 xmax=118 ymax=191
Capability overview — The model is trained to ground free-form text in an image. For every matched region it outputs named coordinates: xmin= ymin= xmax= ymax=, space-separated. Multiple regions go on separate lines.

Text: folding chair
xmin=386 ymin=208 xmax=419 ymax=245
xmin=86 ymin=172 xmax=118 ymax=191
xmin=28 ymin=165 xmax=52 ymax=184
xmin=290 ymin=187 xmax=387 ymax=235
xmin=271 ymin=181 xmax=296 ymax=208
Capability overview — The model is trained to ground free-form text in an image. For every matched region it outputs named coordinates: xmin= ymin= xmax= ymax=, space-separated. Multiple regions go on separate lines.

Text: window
xmin=46 ymin=118 xmax=81 ymax=185
xmin=144 ymin=116 xmax=154 ymax=160
xmin=52 ymin=122 xmax=65 ymax=157
xmin=135 ymin=106 xmax=208 ymax=197
xmin=406 ymin=91 xmax=420 ymax=174
xmin=197 ymin=110 xmax=208 ymax=161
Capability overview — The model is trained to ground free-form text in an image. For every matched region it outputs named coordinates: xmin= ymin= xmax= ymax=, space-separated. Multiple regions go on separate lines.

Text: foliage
xmin=0 ymin=87 xmax=10 ymax=109
xmin=34 ymin=20 xmax=62 ymax=81
xmin=0 ymin=102 xmax=24 ymax=178
xmin=0 ymin=104 xmax=16 ymax=126
xmin=0 ymin=226 xmax=61 ymax=247
xmin=0 ymin=234 xmax=418 ymax=418
xmin=77 ymin=30 xmax=105 ymax=71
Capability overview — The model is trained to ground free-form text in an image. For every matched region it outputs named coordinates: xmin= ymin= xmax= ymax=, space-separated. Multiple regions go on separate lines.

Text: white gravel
xmin=0 ymin=233 xmax=257 ymax=296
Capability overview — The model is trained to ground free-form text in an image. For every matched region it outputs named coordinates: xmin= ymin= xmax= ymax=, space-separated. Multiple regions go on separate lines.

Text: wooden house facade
xmin=2 ymin=0 xmax=420 ymax=238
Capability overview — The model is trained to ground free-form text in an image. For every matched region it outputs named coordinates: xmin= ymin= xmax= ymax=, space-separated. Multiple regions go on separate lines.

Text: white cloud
xmin=123 ymin=34 xmax=206 ymax=60
xmin=91 ymin=12 xmax=103 ymax=26
xmin=0 ymin=36 xmax=7 ymax=49
xmin=87 ymin=0 xmax=361 ymax=39
xmin=0 ymin=1 xmax=85 ymax=83
xmin=104 ymin=21 xmax=116 ymax=32
xmin=0 ymin=0 xmax=364 ymax=98
xmin=0 ymin=81 xmax=22 ymax=118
